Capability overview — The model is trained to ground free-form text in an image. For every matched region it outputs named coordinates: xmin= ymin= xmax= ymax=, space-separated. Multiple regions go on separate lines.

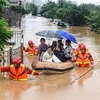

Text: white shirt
xmin=42 ymin=51 xmax=52 ymax=62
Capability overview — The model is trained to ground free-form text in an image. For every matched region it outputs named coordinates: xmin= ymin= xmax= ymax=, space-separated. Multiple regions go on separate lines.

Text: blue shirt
xmin=38 ymin=44 xmax=48 ymax=54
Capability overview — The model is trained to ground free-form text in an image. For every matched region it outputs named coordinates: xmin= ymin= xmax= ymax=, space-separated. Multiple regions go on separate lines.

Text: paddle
xmin=76 ymin=61 xmax=100 ymax=80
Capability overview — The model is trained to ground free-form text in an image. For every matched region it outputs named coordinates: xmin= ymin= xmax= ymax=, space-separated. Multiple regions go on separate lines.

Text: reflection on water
xmin=1 ymin=15 xmax=100 ymax=100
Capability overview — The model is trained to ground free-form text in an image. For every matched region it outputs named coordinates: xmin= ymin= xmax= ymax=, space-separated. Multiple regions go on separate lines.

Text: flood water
xmin=1 ymin=14 xmax=100 ymax=100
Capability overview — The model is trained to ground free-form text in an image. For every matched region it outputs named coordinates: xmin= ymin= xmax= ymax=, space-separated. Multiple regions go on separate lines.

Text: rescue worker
xmin=73 ymin=43 xmax=84 ymax=55
xmin=0 ymin=58 xmax=41 ymax=80
xmin=72 ymin=43 xmax=84 ymax=61
xmin=23 ymin=40 xmax=38 ymax=56
xmin=73 ymin=43 xmax=89 ymax=56
xmin=76 ymin=45 xmax=94 ymax=67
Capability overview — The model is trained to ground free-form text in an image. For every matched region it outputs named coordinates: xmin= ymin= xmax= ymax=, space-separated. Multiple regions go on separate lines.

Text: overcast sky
xmin=52 ymin=0 xmax=100 ymax=5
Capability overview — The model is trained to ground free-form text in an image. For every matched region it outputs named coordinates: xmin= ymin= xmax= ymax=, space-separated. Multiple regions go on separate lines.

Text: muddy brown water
xmin=1 ymin=15 xmax=100 ymax=100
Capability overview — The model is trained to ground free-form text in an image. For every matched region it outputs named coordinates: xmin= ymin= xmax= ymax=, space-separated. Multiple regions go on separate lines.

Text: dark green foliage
xmin=0 ymin=0 xmax=6 ymax=17
xmin=63 ymin=5 xmax=90 ymax=26
xmin=40 ymin=0 xmax=100 ymax=32
xmin=10 ymin=5 xmax=29 ymax=15
xmin=40 ymin=1 xmax=57 ymax=16
xmin=0 ymin=0 xmax=13 ymax=52
xmin=25 ymin=3 xmax=38 ymax=16
xmin=86 ymin=7 xmax=100 ymax=33
xmin=57 ymin=0 xmax=66 ymax=8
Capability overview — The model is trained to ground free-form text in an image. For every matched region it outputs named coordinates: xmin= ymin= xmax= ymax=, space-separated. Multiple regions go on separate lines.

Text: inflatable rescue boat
xmin=31 ymin=59 xmax=74 ymax=74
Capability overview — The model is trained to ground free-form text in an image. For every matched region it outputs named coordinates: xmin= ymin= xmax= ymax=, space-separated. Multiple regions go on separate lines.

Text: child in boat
xmin=42 ymin=46 xmax=61 ymax=62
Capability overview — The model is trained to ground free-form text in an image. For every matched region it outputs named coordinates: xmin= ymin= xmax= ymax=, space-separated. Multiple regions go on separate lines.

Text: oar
xmin=76 ymin=61 xmax=100 ymax=80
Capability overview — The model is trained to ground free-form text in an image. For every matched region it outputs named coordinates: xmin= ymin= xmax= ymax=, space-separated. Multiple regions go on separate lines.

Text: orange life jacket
xmin=73 ymin=48 xmax=89 ymax=57
xmin=8 ymin=64 xmax=28 ymax=80
xmin=76 ymin=53 xmax=91 ymax=67
xmin=28 ymin=45 xmax=38 ymax=56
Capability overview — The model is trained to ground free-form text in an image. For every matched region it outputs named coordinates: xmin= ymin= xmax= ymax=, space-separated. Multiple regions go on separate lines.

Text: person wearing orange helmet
xmin=76 ymin=45 xmax=94 ymax=67
xmin=23 ymin=40 xmax=38 ymax=56
xmin=0 ymin=58 xmax=41 ymax=80
xmin=73 ymin=43 xmax=84 ymax=56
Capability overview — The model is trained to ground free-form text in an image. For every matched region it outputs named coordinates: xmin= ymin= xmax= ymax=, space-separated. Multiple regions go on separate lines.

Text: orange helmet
xmin=80 ymin=45 xmax=86 ymax=50
xmin=28 ymin=40 xmax=33 ymax=45
xmin=13 ymin=58 xmax=21 ymax=64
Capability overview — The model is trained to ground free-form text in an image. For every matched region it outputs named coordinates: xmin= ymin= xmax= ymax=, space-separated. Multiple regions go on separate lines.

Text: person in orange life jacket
xmin=23 ymin=40 xmax=38 ymax=56
xmin=76 ymin=45 xmax=94 ymax=67
xmin=72 ymin=43 xmax=84 ymax=61
xmin=73 ymin=43 xmax=89 ymax=61
xmin=0 ymin=58 xmax=41 ymax=80
xmin=73 ymin=43 xmax=84 ymax=56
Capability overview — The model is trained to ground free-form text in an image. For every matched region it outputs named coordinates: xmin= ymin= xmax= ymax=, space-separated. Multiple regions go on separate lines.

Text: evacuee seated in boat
xmin=76 ymin=44 xmax=94 ymax=67
xmin=63 ymin=40 xmax=73 ymax=61
xmin=38 ymin=38 xmax=48 ymax=60
xmin=53 ymin=43 xmax=65 ymax=62
xmin=51 ymin=41 xmax=57 ymax=51
xmin=42 ymin=46 xmax=61 ymax=62
xmin=58 ymin=39 xmax=62 ymax=45
xmin=23 ymin=40 xmax=38 ymax=56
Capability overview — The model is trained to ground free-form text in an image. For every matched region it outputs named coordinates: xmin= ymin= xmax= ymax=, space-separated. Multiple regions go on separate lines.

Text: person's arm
xmin=25 ymin=67 xmax=41 ymax=75
xmin=64 ymin=47 xmax=70 ymax=57
xmin=42 ymin=52 xmax=52 ymax=62
xmin=88 ymin=53 xmax=94 ymax=65
xmin=23 ymin=47 xmax=30 ymax=52
xmin=0 ymin=66 xmax=10 ymax=72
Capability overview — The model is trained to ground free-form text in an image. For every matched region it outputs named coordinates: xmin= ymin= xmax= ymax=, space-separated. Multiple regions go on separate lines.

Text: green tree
xmin=43 ymin=7 xmax=58 ymax=19
xmin=32 ymin=6 xmax=37 ymax=16
xmin=58 ymin=0 xmax=66 ymax=8
xmin=63 ymin=5 xmax=90 ymax=26
xmin=40 ymin=1 xmax=57 ymax=16
xmin=63 ymin=1 xmax=76 ymax=9
xmin=25 ymin=3 xmax=38 ymax=15
xmin=56 ymin=8 xmax=66 ymax=20
xmin=0 ymin=0 xmax=13 ymax=52
xmin=80 ymin=4 xmax=96 ymax=12
xmin=86 ymin=7 xmax=100 ymax=33
xmin=10 ymin=5 xmax=28 ymax=15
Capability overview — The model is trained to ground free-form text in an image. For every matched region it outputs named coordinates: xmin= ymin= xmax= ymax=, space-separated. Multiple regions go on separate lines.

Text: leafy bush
xmin=0 ymin=0 xmax=13 ymax=53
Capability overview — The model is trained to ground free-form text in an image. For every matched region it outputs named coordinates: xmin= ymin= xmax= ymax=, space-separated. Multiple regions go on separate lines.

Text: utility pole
xmin=19 ymin=0 xmax=23 ymax=28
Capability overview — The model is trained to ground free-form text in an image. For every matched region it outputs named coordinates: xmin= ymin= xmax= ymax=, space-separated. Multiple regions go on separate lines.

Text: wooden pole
xmin=76 ymin=67 xmax=93 ymax=80
xmin=10 ymin=47 xmax=13 ymax=64
xmin=21 ymin=43 xmax=23 ymax=63
xmin=76 ymin=61 xmax=100 ymax=80
xmin=21 ymin=31 xmax=24 ymax=63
